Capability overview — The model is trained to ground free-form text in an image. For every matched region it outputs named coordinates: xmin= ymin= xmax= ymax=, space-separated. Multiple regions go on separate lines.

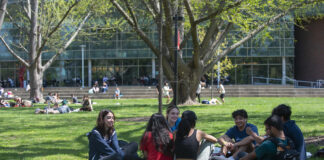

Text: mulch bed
xmin=305 ymin=136 xmax=324 ymax=146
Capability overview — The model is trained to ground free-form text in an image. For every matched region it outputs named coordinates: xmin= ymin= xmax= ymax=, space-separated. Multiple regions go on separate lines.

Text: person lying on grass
xmin=217 ymin=109 xmax=259 ymax=160
xmin=87 ymin=109 xmax=141 ymax=160
xmin=35 ymin=101 xmax=71 ymax=114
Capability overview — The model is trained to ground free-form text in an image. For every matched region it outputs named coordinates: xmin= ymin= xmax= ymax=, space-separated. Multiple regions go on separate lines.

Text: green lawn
xmin=0 ymin=97 xmax=323 ymax=159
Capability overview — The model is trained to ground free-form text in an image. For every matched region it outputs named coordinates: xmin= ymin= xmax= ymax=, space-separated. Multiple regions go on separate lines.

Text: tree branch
xmin=43 ymin=12 xmax=91 ymax=71
xmin=179 ymin=27 xmax=191 ymax=49
xmin=22 ymin=0 xmax=31 ymax=21
xmin=183 ymin=0 xmax=200 ymax=67
xmin=0 ymin=36 xmax=30 ymax=67
xmin=140 ymin=0 xmax=157 ymax=20
xmin=5 ymin=11 xmax=26 ymax=32
xmin=110 ymin=0 xmax=135 ymax=25
xmin=203 ymin=0 xmax=318 ymax=74
xmin=200 ymin=19 xmax=220 ymax=58
xmin=195 ymin=0 xmax=241 ymax=24
xmin=110 ymin=0 xmax=160 ymax=57
xmin=11 ymin=43 xmax=29 ymax=54
xmin=37 ymin=0 xmax=79 ymax=56
xmin=0 ymin=0 xmax=7 ymax=30
xmin=122 ymin=0 xmax=138 ymax=27
xmin=162 ymin=0 xmax=174 ymax=51
xmin=202 ymin=22 xmax=232 ymax=62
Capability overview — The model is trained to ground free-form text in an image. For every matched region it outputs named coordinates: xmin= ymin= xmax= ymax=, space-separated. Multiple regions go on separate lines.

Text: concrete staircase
xmin=2 ymin=85 xmax=324 ymax=100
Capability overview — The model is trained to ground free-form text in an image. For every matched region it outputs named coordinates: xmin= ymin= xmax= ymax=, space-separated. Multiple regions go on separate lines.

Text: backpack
xmin=269 ymin=137 xmax=300 ymax=160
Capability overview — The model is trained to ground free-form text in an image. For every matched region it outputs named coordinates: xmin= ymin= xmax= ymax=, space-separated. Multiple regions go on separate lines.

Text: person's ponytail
xmin=176 ymin=110 xmax=197 ymax=139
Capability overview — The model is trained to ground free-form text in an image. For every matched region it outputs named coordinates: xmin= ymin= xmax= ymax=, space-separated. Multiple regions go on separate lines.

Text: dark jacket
xmin=283 ymin=120 xmax=306 ymax=160
xmin=87 ymin=128 xmax=124 ymax=160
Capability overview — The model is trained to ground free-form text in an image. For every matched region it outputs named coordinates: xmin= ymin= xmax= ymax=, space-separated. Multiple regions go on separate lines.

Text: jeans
xmin=197 ymin=140 xmax=214 ymax=160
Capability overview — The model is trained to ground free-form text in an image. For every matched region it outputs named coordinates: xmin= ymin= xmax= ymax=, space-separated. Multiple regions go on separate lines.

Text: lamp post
xmin=173 ymin=13 xmax=183 ymax=106
xmin=80 ymin=45 xmax=86 ymax=88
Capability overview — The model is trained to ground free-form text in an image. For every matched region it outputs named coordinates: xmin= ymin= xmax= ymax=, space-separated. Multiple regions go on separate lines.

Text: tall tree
xmin=110 ymin=0 xmax=323 ymax=105
xmin=0 ymin=0 xmax=91 ymax=99
xmin=0 ymin=0 xmax=8 ymax=31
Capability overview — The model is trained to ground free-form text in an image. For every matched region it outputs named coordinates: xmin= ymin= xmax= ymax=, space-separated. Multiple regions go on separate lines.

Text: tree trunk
xmin=169 ymin=67 xmax=202 ymax=105
xmin=29 ymin=65 xmax=43 ymax=100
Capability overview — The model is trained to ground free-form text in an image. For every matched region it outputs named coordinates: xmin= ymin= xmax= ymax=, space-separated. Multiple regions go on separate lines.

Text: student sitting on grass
xmin=71 ymin=94 xmax=80 ymax=104
xmin=175 ymin=110 xmax=218 ymax=160
xmin=0 ymin=98 xmax=10 ymax=107
xmin=140 ymin=113 xmax=174 ymax=160
xmin=239 ymin=115 xmax=298 ymax=160
xmin=14 ymin=96 xmax=32 ymax=107
xmin=216 ymin=109 xmax=258 ymax=160
xmin=272 ymin=104 xmax=306 ymax=160
xmin=87 ymin=109 xmax=140 ymax=160
xmin=80 ymin=95 xmax=93 ymax=111
xmin=166 ymin=105 xmax=181 ymax=133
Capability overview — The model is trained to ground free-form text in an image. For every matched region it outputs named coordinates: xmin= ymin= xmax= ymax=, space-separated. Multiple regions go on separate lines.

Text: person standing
xmin=218 ymin=81 xmax=226 ymax=103
xmin=196 ymin=81 xmax=202 ymax=103
xmin=163 ymin=82 xmax=172 ymax=104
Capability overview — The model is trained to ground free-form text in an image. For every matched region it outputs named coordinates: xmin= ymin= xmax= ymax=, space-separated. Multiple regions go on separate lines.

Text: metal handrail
xmin=252 ymin=76 xmax=322 ymax=88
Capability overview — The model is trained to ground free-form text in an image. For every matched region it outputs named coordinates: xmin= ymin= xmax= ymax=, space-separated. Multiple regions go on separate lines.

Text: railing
xmin=252 ymin=77 xmax=282 ymax=85
xmin=252 ymin=76 xmax=323 ymax=88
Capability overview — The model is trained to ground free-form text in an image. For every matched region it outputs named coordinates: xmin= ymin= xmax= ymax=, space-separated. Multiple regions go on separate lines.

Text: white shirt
xmin=196 ymin=83 xmax=201 ymax=94
xmin=219 ymin=84 xmax=225 ymax=94
xmin=163 ymin=86 xmax=170 ymax=95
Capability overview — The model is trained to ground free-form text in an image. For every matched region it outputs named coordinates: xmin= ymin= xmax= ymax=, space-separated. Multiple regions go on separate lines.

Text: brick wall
xmin=295 ymin=18 xmax=324 ymax=81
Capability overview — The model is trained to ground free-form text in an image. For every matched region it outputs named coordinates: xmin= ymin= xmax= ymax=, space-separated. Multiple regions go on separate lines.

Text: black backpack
xmin=269 ymin=137 xmax=300 ymax=160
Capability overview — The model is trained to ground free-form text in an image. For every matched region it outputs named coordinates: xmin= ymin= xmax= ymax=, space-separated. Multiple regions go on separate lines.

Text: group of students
xmin=89 ymin=82 xmax=122 ymax=99
xmin=87 ymin=104 xmax=306 ymax=160
xmin=0 ymin=96 xmax=33 ymax=108
xmin=35 ymin=95 xmax=93 ymax=114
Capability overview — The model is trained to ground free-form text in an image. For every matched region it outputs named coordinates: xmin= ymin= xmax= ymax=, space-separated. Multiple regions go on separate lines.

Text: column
xmin=152 ymin=58 xmax=156 ymax=78
xmin=80 ymin=45 xmax=86 ymax=88
xmin=88 ymin=59 xmax=92 ymax=87
xmin=282 ymin=56 xmax=286 ymax=85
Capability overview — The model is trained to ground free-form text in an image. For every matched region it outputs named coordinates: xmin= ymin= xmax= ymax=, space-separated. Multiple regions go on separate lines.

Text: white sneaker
xmin=211 ymin=155 xmax=227 ymax=160
xmin=211 ymin=155 xmax=234 ymax=160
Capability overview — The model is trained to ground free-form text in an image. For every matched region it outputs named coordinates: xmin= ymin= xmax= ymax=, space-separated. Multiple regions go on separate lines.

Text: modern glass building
xmin=0 ymin=16 xmax=296 ymax=87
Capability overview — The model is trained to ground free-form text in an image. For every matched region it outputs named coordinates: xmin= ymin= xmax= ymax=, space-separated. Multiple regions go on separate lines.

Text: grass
xmin=0 ymin=97 xmax=324 ymax=159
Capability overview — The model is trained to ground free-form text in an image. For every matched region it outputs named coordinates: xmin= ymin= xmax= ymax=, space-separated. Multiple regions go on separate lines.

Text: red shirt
xmin=140 ymin=131 xmax=173 ymax=160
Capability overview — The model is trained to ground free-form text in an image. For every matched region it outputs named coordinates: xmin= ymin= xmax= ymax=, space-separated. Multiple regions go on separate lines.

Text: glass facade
xmin=0 ymin=17 xmax=295 ymax=86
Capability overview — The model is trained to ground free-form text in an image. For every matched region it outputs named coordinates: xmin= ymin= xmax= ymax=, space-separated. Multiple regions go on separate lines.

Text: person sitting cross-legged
xmin=140 ymin=113 xmax=174 ymax=160
xmin=272 ymin=104 xmax=306 ymax=160
xmin=87 ymin=109 xmax=140 ymax=160
xmin=175 ymin=110 xmax=218 ymax=160
xmin=216 ymin=109 xmax=258 ymax=160
xmin=239 ymin=115 xmax=297 ymax=160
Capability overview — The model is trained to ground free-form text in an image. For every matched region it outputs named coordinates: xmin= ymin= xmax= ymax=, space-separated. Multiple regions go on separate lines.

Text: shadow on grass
xmin=0 ymin=134 xmax=89 ymax=159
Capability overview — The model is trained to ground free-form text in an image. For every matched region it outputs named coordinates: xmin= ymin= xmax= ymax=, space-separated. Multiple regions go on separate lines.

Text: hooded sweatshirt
xmin=283 ymin=120 xmax=306 ymax=160
xmin=87 ymin=128 xmax=124 ymax=160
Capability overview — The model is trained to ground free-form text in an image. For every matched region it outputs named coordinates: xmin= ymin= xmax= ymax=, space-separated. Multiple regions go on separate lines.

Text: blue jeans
xmin=235 ymin=152 xmax=248 ymax=160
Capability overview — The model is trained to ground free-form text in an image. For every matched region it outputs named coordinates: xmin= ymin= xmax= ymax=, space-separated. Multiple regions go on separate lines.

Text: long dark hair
xmin=176 ymin=110 xmax=197 ymax=139
xmin=96 ymin=109 xmax=115 ymax=137
xmin=140 ymin=113 xmax=173 ymax=155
